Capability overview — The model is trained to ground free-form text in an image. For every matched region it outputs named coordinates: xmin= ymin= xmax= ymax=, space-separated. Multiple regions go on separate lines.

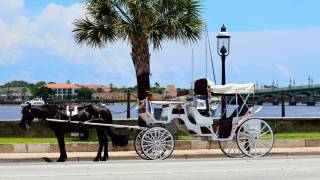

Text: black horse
xmin=20 ymin=104 xmax=128 ymax=162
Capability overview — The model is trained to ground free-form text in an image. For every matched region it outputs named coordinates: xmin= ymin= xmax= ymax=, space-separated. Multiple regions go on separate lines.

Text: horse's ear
xmin=27 ymin=102 xmax=31 ymax=109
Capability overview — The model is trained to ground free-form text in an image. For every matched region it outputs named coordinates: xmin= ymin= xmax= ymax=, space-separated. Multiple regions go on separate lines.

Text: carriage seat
xmin=186 ymin=105 xmax=212 ymax=125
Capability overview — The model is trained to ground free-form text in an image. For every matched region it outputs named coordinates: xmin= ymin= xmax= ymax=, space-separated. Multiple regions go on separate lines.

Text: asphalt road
xmin=1 ymin=156 xmax=320 ymax=180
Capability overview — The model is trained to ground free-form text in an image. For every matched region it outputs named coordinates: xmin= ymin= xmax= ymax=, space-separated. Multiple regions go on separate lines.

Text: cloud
xmin=275 ymin=64 xmax=292 ymax=78
xmin=0 ymin=0 xmax=24 ymax=8
xmin=0 ymin=1 xmax=320 ymax=87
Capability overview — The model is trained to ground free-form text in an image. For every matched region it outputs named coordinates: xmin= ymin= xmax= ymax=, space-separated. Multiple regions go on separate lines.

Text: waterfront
xmin=1 ymin=104 xmax=320 ymax=121
xmin=0 ymin=104 xmax=139 ymax=120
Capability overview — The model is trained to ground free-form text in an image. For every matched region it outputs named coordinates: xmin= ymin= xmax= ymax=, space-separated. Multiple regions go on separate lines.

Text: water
xmin=0 ymin=104 xmax=139 ymax=121
xmin=1 ymin=104 xmax=320 ymax=121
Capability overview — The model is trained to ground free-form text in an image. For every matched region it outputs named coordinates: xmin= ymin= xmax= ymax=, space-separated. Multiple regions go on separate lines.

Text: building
xmin=0 ymin=87 xmax=32 ymax=101
xmin=79 ymin=84 xmax=112 ymax=92
xmin=92 ymin=92 xmax=137 ymax=101
xmin=92 ymin=92 xmax=164 ymax=101
xmin=45 ymin=84 xmax=80 ymax=100
xmin=165 ymin=85 xmax=177 ymax=99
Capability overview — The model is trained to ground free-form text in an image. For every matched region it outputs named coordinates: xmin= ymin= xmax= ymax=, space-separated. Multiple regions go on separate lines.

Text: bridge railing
xmin=255 ymin=84 xmax=320 ymax=93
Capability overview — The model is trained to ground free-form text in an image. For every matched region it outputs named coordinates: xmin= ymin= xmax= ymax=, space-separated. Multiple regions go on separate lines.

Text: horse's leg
xmin=55 ymin=131 xmax=67 ymax=162
xmin=94 ymin=129 xmax=105 ymax=161
xmin=101 ymin=130 xmax=109 ymax=161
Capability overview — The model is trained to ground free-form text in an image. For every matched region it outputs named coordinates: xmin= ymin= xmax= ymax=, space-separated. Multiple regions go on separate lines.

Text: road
xmin=0 ymin=156 xmax=320 ymax=180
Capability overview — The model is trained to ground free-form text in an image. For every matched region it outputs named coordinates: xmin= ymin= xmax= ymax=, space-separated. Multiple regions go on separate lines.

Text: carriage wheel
xmin=140 ymin=127 xmax=175 ymax=160
xmin=218 ymin=137 xmax=245 ymax=158
xmin=236 ymin=119 xmax=274 ymax=157
xmin=134 ymin=130 xmax=149 ymax=160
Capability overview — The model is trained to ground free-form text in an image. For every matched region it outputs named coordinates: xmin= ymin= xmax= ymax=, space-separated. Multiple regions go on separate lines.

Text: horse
xmin=19 ymin=104 xmax=128 ymax=162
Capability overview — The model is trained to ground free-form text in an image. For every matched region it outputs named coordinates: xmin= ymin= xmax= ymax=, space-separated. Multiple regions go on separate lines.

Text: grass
xmin=178 ymin=133 xmax=320 ymax=140
xmin=0 ymin=137 xmax=98 ymax=144
xmin=275 ymin=132 xmax=320 ymax=139
xmin=1 ymin=132 xmax=320 ymax=143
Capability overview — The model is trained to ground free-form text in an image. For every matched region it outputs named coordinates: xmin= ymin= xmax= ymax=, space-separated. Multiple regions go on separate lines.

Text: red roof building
xmin=79 ymin=84 xmax=112 ymax=93
xmin=45 ymin=84 xmax=80 ymax=99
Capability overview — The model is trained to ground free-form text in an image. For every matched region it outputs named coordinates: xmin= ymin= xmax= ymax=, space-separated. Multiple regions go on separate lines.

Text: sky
xmin=0 ymin=0 xmax=320 ymax=88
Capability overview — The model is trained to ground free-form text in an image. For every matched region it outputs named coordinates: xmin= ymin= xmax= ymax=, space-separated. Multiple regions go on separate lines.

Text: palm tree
xmin=73 ymin=0 xmax=202 ymax=100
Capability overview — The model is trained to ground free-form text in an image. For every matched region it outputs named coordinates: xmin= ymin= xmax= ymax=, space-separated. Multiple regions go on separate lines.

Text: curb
xmin=2 ymin=148 xmax=320 ymax=163
xmin=2 ymin=139 xmax=320 ymax=153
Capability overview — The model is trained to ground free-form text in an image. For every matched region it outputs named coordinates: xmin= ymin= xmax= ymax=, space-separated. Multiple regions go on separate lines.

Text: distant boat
xmin=21 ymin=98 xmax=45 ymax=107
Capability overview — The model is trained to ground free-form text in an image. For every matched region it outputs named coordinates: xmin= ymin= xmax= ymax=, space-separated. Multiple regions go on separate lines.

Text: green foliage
xmin=65 ymin=95 xmax=73 ymax=100
xmin=73 ymin=0 xmax=203 ymax=99
xmin=151 ymin=82 xmax=164 ymax=94
xmin=3 ymin=81 xmax=47 ymax=97
xmin=2 ymin=132 xmax=320 ymax=144
xmin=35 ymin=81 xmax=46 ymax=87
xmin=96 ymin=88 xmax=104 ymax=93
xmin=3 ymin=80 xmax=30 ymax=88
xmin=77 ymin=87 xmax=94 ymax=99
xmin=0 ymin=137 xmax=99 ymax=144
xmin=33 ymin=87 xmax=55 ymax=99
xmin=74 ymin=0 xmax=203 ymax=49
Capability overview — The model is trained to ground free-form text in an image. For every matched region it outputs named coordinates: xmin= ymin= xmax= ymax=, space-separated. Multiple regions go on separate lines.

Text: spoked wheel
xmin=141 ymin=127 xmax=175 ymax=160
xmin=236 ymin=119 xmax=274 ymax=157
xmin=218 ymin=137 xmax=245 ymax=158
xmin=134 ymin=130 xmax=149 ymax=160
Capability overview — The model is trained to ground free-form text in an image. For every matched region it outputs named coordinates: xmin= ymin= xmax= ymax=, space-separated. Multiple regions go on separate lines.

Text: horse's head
xmin=20 ymin=103 xmax=34 ymax=129
xmin=83 ymin=104 xmax=99 ymax=118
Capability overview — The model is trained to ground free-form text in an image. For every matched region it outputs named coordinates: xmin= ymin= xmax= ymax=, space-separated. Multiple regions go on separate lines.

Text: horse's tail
xmin=106 ymin=129 xmax=129 ymax=147
xmin=102 ymin=107 xmax=129 ymax=147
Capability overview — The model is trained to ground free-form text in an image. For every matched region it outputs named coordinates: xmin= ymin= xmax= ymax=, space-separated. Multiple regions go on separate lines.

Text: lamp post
xmin=217 ymin=25 xmax=230 ymax=120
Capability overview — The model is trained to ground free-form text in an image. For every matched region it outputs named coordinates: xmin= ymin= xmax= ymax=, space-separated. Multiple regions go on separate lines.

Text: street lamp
xmin=217 ymin=24 xmax=230 ymax=120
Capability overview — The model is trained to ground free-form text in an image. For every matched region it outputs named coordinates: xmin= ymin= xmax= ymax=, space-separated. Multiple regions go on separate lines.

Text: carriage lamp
xmin=217 ymin=24 xmax=231 ymax=121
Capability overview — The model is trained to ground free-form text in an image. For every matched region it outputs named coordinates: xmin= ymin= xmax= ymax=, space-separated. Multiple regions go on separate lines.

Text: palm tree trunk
xmin=131 ymin=34 xmax=151 ymax=101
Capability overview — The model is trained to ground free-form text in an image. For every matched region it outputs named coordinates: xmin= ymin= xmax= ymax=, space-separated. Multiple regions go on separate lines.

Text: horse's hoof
xmin=57 ymin=158 xmax=66 ymax=162
xmin=101 ymin=157 xmax=108 ymax=161
xmin=93 ymin=158 xmax=100 ymax=162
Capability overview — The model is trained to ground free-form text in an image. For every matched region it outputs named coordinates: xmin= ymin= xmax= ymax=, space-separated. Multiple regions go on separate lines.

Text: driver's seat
xmin=194 ymin=78 xmax=210 ymax=117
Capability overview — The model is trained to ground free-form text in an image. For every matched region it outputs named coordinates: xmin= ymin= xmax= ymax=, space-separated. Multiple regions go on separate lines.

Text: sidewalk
xmin=1 ymin=147 xmax=320 ymax=163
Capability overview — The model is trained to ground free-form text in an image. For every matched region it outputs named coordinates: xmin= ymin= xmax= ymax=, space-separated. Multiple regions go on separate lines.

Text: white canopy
xmin=210 ymin=83 xmax=255 ymax=94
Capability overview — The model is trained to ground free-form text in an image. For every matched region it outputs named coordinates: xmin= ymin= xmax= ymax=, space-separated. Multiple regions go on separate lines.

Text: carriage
xmin=47 ymin=78 xmax=274 ymax=160
xmin=134 ymin=78 xmax=274 ymax=160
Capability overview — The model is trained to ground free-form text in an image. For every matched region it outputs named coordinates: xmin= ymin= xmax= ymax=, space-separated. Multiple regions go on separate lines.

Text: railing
xmin=255 ymin=84 xmax=320 ymax=93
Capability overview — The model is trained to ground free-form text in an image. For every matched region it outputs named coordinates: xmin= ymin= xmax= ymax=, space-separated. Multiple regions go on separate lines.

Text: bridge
xmin=250 ymin=85 xmax=320 ymax=106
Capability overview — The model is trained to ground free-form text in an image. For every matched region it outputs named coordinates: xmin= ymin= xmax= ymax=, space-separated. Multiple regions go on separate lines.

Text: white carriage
xmin=135 ymin=78 xmax=274 ymax=160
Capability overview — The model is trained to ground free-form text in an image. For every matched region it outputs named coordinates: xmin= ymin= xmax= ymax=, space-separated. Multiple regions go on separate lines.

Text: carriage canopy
xmin=194 ymin=78 xmax=255 ymax=95
xmin=210 ymin=83 xmax=255 ymax=94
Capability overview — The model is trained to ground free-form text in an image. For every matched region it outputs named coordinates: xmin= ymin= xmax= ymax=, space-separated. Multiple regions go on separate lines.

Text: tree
xmin=33 ymin=87 xmax=55 ymax=101
xmin=155 ymin=82 xmax=160 ymax=88
xmin=96 ymin=88 xmax=104 ymax=93
xmin=35 ymin=81 xmax=46 ymax=87
xmin=4 ymin=80 xmax=30 ymax=87
xmin=151 ymin=82 xmax=164 ymax=94
xmin=77 ymin=88 xmax=93 ymax=99
xmin=73 ymin=0 xmax=202 ymax=100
